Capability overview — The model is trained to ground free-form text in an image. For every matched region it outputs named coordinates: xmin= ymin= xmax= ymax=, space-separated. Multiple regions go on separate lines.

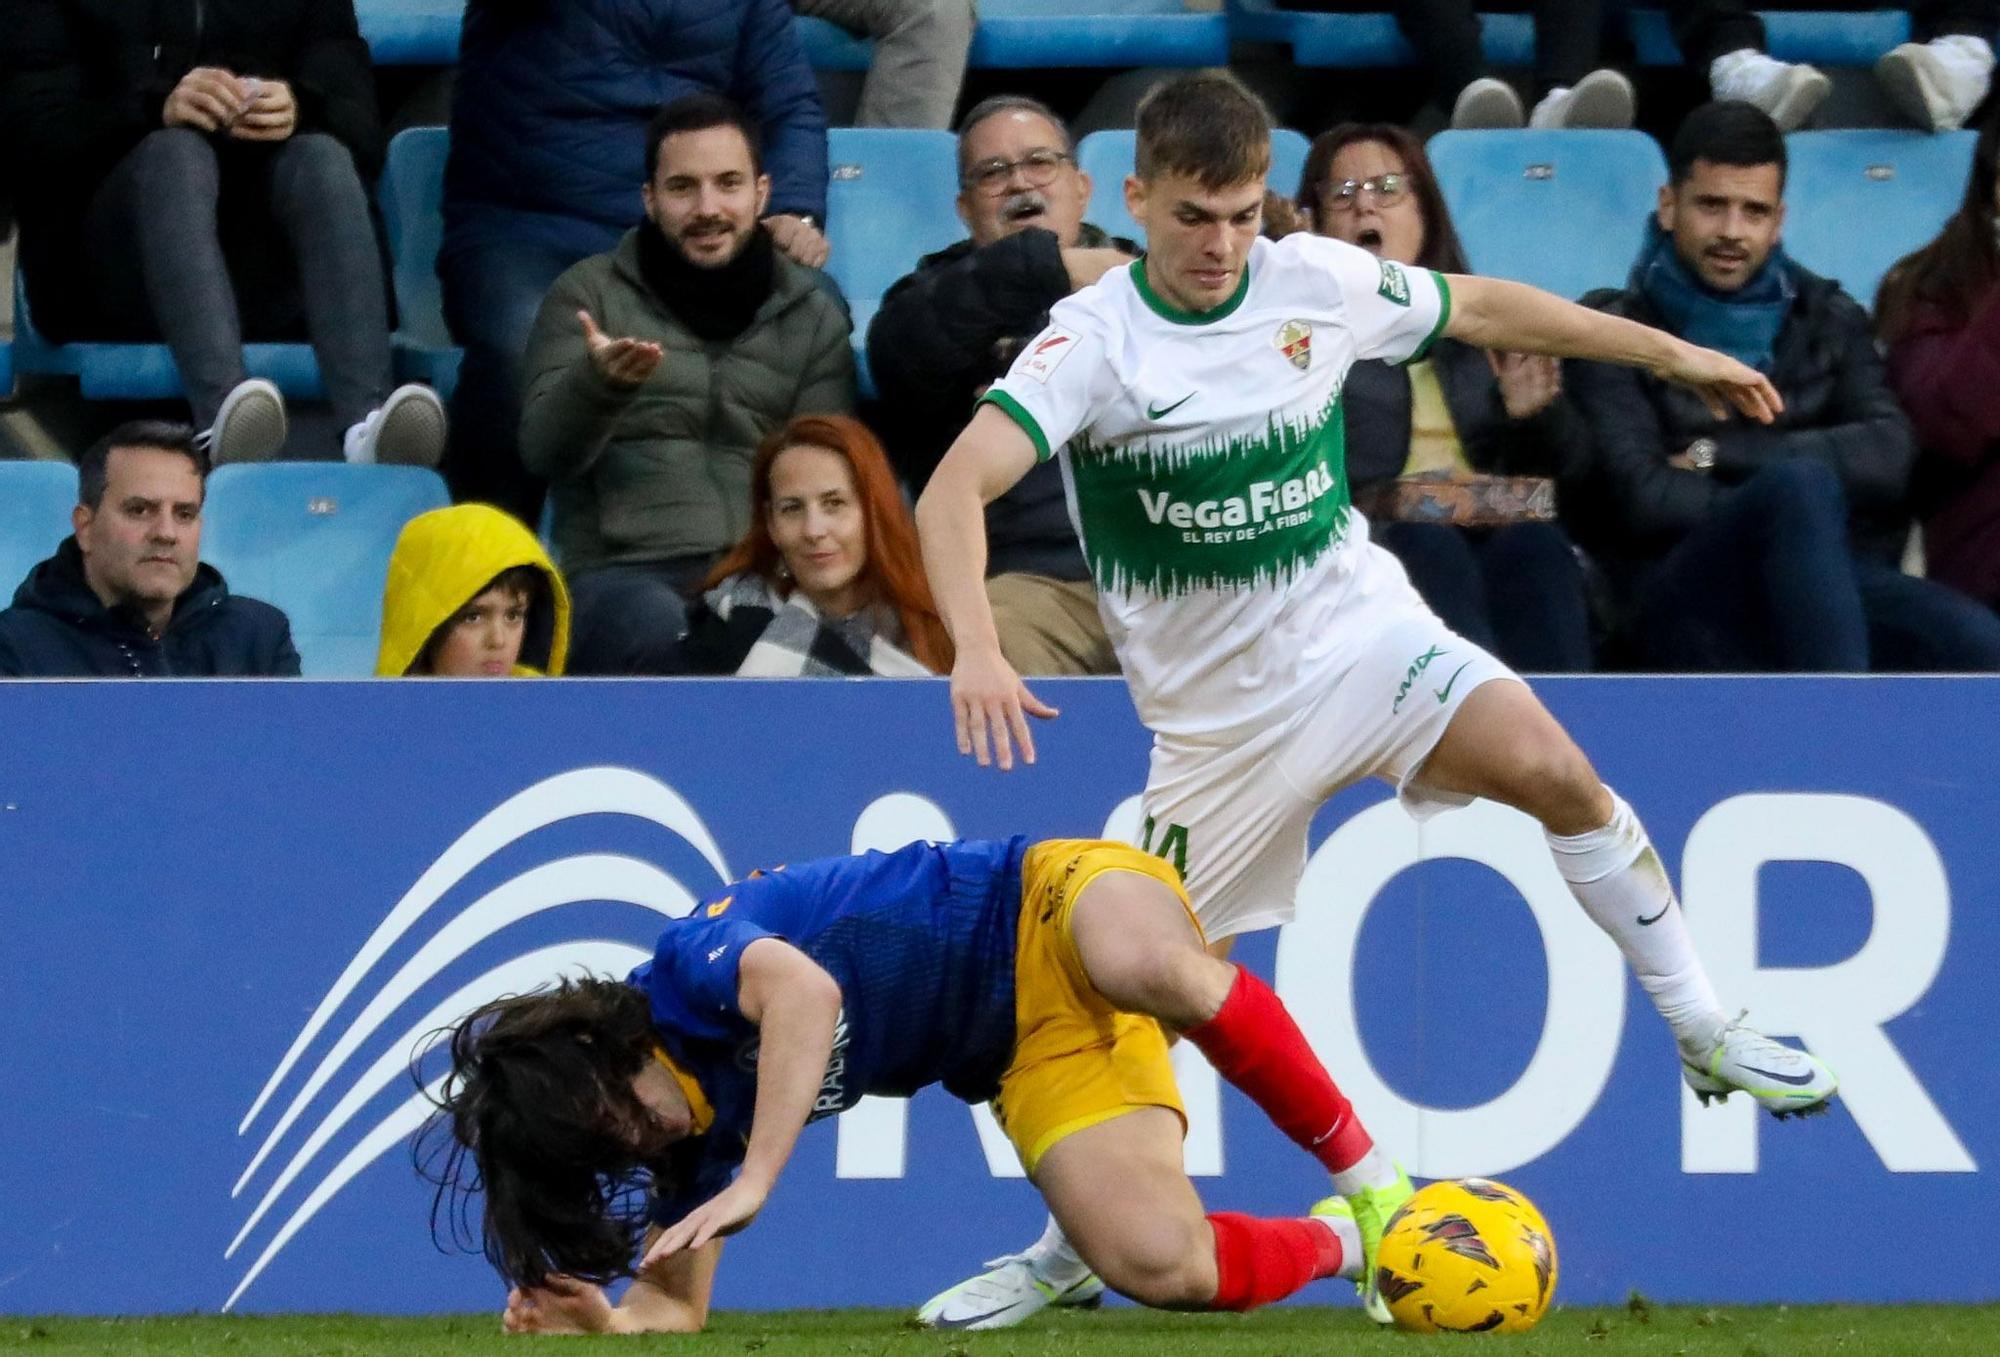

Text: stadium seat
xmin=0 ymin=461 xmax=80 ymax=599
xmin=1228 ymin=1 xmax=1534 ymax=67
xmin=825 ymin=128 xmax=966 ymax=395
xmin=1428 ymin=130 xmax=1668 ymax=300
xmin=354 ymin=0 xmax=462 ymax=64
xmin=1079 ymin=128 xmax=1313 ymax=244
xmin=796 ymin=16 xmax=874 ymax=70
xmin=200 ymin=463 xmax=450 ymax=677
xmin=1782 ymin=129 xmax=1975 ymax=310
xmin=379 ymin=126 xmax=463 ymax=400
xmin=10 ymin=266 xmax=324 ymax=404
xmin=971 ymin=0 xmax=1228 ymax=68
xmin=1627 ymin=8 xmax=1910 ymax=66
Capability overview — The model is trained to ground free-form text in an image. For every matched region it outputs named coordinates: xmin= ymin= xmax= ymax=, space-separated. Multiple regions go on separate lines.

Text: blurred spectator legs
xmin=82 ymin=129 xmax=393 ymax=433
xmin=1375 ymin=520 xmax=1594 ymax=672
xmin=794 ymin=0 xmax=975 ymax=128
xmin=987 ymin=573 xmax=1117 ymax=676
xmin=439 ymin=239 xmax=581 ymax=522
xmin=1629 ymin=460 xmax=1870 ymax=671
xmin=1855 ymin=560 xmax=2000 ymax=669
xmin=566 ymin=556 xmax=713 ymax=675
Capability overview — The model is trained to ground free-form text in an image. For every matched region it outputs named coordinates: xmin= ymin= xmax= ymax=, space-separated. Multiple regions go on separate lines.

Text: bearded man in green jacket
xmin=520 ymin=91 xmax=855 ymax=674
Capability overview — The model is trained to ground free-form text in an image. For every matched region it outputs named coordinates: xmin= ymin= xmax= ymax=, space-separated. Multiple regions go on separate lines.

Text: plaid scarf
xmin=702 ymin=574 xmax=932 ymax=677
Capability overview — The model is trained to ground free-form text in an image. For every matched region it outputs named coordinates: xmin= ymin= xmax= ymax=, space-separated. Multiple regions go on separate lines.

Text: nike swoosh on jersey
xmin=1738 ymin=1063 xmax=1823 ymax=1087
xmin=1636 ymin=901 xmax=1673 ymax=926
xmin=1146 ymin=393 xmax=1196 ymax=420
xmin=1432 ymin=660 xmax=1474 ymax=705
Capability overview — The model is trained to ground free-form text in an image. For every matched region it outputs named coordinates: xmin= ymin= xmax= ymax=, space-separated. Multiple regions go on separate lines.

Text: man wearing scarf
xmin=519 ymin=92 xmax=855 ymax=675
xmin=1568 ymin=100 xmax=2000 ymax=672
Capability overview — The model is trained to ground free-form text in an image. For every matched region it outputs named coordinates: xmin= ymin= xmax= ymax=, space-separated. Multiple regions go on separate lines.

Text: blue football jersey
xmin=631 ymin=836 xmax=1028 ymax=1227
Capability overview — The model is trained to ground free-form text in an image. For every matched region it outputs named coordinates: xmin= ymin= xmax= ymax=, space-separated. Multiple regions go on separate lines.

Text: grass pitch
xmin=1 ymin=1303 xmax=1993 ymax=1356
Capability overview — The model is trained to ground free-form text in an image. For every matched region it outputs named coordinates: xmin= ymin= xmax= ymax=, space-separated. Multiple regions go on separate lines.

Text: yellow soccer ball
xmin=1373 ymin=1177 xmax=1558 ymax=1334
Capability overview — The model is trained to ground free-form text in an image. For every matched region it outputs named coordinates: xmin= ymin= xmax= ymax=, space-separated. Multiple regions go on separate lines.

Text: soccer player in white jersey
xmin=910 ymin=72 xmax=1838 ymax=1331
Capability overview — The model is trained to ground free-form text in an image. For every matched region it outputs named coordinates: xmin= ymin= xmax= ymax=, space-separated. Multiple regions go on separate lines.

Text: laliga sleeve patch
xmin=1016 ymin=326 xmax=1080 ymax=383
xmin=1377 ymin=260 xmax=1411 ymax=306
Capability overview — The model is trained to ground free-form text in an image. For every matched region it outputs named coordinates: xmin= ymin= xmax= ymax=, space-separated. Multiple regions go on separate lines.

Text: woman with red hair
xmin=671 ymin=414 xmax=953 ymax=675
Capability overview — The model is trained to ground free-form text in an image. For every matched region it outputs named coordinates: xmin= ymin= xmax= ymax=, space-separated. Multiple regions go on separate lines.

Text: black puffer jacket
xmin=0 ymin=539 xmax=301 ymax=677
xmin=3 ymin=0 xmax=382 ymax=340
xmin=1568 ymin=259 xmax=1916 ymax=565
xmin=867 ymin=224 xmax=1135 ymax=581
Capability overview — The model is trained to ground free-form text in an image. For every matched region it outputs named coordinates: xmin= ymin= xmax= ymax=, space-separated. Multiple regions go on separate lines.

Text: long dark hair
xmin=701 ymin=414 xmax=954 ymax=673
xmin=416 ymin=976 xmax=667 ymax=1289
xmin=1297 ymin=123 xmax=1471 ymax=275
xmin=1877 ymin=109 xmax=2000 ymax=342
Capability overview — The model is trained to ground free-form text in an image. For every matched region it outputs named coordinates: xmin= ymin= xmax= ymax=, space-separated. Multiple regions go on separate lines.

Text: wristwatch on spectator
xmin=1684 ymin=437 xmax=1718 ymax=472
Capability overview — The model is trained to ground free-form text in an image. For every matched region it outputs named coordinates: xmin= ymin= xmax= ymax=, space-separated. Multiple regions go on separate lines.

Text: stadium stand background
xmin=0 ymin=3 xmax=1980 ymax=671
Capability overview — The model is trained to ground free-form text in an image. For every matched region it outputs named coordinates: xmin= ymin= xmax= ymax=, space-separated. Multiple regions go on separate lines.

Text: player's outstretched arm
xmin=502 ymin=1237 xmax=720 ymax=1335
xmin=1442 ymin=273 xmax=1784 ymax=425
xmin=915 ymin=404 xmax=1060 ymax=771
xmin=645 ymin=939 xmax=843 ymax=1263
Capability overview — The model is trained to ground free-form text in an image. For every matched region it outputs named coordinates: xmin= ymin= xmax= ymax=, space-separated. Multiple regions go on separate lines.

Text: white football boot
xmin=1682 ymin=1012 xmax=1838 ymax=1118
xmin=914 ymin=1251 xmax=1105 ymax=1330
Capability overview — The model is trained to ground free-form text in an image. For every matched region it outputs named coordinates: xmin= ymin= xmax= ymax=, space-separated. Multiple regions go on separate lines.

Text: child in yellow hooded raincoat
xmin=377 ymin=504 xmax=571 ymax=677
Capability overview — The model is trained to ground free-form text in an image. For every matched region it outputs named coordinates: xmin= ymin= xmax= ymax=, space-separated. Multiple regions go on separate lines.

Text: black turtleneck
xmin=636 ymin=217 xmax=779 ymax=344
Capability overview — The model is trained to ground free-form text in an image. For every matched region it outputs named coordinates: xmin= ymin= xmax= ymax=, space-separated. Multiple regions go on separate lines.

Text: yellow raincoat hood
xmin=376 ymin=504 xmax=570 ymax=677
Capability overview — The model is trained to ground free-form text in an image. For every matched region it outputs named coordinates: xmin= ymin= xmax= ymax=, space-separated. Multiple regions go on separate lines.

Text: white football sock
xmin=1026 ymin=1214 xmax=1092 ymax=1287
xmin=1546 ymin=790 xmax=1727 ymax=1059
xmin=1330 ymin=1144 xmax=1399 ymax=1197
xmin=1313 ymin=1212 xmax=1364 ymax=1279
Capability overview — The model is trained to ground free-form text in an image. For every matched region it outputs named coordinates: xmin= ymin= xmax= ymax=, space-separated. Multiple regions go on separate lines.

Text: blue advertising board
xmin=0 ymin=677 xmax=1991 ymax=1316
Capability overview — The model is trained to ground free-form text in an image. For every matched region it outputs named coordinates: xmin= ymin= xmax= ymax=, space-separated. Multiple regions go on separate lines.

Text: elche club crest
xmin=1274 ymin=319 xmax=1312 ymax=371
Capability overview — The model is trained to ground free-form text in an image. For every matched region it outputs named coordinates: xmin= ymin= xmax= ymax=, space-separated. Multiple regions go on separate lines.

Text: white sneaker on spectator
xmin=1452 ymin=77 xmax=1526 ymax=129
xmin=202 ymin=377 xmax=288 ymax=465
xmin=1876 ymin=36 xmax=1995 ymax=132
xmin=1529 ymin=68 xmax=1637 ymax=128
xmin=343 ymin=384 xmax=447 ymax=467
xmin=1709 ymin=48 xmax=1832 ymax=131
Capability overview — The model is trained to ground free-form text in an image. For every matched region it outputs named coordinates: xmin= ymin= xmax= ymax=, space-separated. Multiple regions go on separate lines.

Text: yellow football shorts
xmin=990 ymin=839 xmax=1204 ymax=1175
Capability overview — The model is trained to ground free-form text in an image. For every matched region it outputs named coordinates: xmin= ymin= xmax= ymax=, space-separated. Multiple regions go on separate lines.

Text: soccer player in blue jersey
xmin=423 ymin=837 xmax=1398 ymax=1335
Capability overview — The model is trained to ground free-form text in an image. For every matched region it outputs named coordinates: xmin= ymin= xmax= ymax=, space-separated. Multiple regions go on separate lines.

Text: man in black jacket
xmin=866 ymin=95 xmax=1134 ymax=675
xmin=0 ymin=423 xmax=300 ymax=677
xmin=1569 ymin=101 xmax=2000 ymax=672
xmin=1 ymin=0 xmax=444 ymax=468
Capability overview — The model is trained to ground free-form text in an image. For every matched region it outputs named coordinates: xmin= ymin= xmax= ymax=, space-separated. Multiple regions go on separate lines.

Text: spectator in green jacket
xmin=518 ymin=92 xmax=854 ymax=675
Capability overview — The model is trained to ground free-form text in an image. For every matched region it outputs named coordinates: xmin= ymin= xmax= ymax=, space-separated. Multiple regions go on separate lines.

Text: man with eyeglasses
xmin=867 ymin=96 xmax=1137 ymax=678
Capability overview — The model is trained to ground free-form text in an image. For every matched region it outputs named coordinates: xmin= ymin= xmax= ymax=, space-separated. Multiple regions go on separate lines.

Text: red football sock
xmin=1206 ymin=1212 xmax=1345 ymax=1311
xmin=1184 ymin=966 xmax=1374 ymax=1173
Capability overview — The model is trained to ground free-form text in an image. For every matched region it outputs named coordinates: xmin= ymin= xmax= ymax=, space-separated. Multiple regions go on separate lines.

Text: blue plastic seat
xmin=1079 ymin=128 xmax=1312 ymax=245
xmin=10 ymin=266 xmax=324 ymax=404
xmin=825 ymin=128 xmax=966 ymax=396
xmin=0 ymin=461 xmax=80 ymax=602
xmin=200 ymin=463 xmax=451 ymax=677
xmin=1781 ymin=129 xmax=1975 ymax=310
xmin=379 ymin=126 xmax=463 ymax=400
xmin=1428 ymin=130 xmax=1667 ymax=300
xmin=796 ymin=15 xmax=874 ymax=70
xmin=972 ymin=0 xmax=1228 ymax=68
xmin=1229 ymin=1 xmax=1534 ymax=67
xmin=354 ymin=0 xmax=462 ymax=64
xmin=1627 ymin=8 xmax=1909 ymax=66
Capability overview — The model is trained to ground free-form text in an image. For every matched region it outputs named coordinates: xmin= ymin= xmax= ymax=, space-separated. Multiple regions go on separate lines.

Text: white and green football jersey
xmin=982 ymin=233 xmax=1450 ymax=738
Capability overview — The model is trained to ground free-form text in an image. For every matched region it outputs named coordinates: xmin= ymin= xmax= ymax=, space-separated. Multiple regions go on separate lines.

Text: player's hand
xmin=763 ymin=214 xmax=831 ymax=269
xmin=228 ymin=78 xmax=297 ymax=141
xmin=1654 ymin=340 xmax=1783 ymax=424
xmin=163 ymin=67 xmax=249 ymax=133
xmin=644 ymin=1177 xmax=767 ymax=1263
xmin=502 ymin=1276 xmax=615 ymax=1334
xmin=951 ymin=644 xmax=1058 ymax=771
xmin=578 ymin=310 xmax=664 ymax=389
